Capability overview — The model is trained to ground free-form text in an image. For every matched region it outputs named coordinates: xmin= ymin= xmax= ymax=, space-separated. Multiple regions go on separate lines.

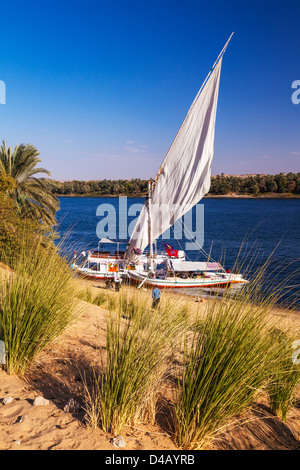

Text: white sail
xmin=125 ymin=38 xmax=231 ymax=263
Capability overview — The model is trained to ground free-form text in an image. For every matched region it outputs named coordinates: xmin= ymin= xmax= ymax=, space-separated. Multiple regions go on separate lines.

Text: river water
xmin=56 ymin=197 xmax=300 ymax=308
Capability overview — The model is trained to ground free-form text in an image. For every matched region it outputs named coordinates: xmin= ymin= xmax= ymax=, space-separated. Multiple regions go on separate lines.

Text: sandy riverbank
xmin=0 ymin=277 xmax=300 ymax=450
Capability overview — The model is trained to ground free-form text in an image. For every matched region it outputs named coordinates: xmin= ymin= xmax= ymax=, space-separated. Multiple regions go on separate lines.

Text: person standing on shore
xmin=114 ymin=271 xmax=121 ymax=291
xmin=152 ymin=285 xmax=161 ymax=308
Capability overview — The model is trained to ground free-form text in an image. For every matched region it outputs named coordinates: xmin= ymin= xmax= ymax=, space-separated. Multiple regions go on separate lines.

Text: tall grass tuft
xmin=267 ymin=330 xmax=300 ymax=421
xmin=93 ymin=292 xmax=108 ymax=307
xmin=76 ymin=287 xmax=108 ymax=307
xmin=0 ymin=241 xmax=81 ymax=375
xmin=76 ymin=287 xmax=93 ymax=303
xmin=172 ymin=253 xmax=299 ymax=450
xmin=83 ymin=292 xmax=190 ymax=435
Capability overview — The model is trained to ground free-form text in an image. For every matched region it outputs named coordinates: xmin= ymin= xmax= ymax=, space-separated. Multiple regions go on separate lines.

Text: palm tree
xmin=0 ymin=140 xmax=60 ymax=231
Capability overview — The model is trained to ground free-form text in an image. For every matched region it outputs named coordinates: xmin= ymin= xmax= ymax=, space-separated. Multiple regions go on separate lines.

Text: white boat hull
xmin=127 ymin=270 xmax=248 ymax=289
xmin=71 ymin=250 xmax=248 ymax=290
xmin=73 ymin=267 xmax=118 ymax=280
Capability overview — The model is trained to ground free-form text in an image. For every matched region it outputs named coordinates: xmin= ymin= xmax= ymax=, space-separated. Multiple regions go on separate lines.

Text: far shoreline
xmin=55 ymin=193 xmax=300 ymax=199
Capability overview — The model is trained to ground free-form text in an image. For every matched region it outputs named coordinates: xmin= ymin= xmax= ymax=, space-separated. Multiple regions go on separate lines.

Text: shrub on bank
xmin=0 ymin=242 xmax=80 ymax=375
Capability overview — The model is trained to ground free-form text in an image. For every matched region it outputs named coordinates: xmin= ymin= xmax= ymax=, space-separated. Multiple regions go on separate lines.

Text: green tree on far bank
xmin=46 ymin=173 xmax=300 ymax=198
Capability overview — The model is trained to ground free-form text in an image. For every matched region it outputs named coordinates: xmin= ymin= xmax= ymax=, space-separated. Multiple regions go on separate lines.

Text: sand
xmin=0 ymin=278 xmax=300 ymax=451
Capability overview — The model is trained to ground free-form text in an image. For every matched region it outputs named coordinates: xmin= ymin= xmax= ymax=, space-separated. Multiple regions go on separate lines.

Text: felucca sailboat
xmin=124 ymin=33 xmax=248 ymax=289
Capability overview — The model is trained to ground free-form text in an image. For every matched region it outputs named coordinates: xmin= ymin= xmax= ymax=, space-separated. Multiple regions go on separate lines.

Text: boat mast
xmin=147 ymin=180 xmax=154 ymax=269
xmin=151 ymin=32 xmax=234 ymax=193
xmin=125 ymin=33 xmax=234 ymax=264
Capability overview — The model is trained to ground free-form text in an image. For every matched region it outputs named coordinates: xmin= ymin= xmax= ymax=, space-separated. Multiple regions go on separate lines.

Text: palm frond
xmin=0 ymin=140 xmax=59 ymax=230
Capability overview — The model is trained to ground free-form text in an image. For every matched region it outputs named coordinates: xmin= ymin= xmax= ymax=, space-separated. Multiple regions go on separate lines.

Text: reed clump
xmin=77 ymin=287 xmax=93 ymax=303
xmin=93 ymin=292 xmax=108 ymax=307
xmin=172 ymin=298 xmax=278 ymax=449
xmin=77 ymin=287 xmax=108 ymax=307
xmin=0 ymin=241 xmax=81 ymax=375
xmin=83 ymin=292 xmax=191 ymax=435
xmin=267 ymin=329 xmax=300 ymax=421
xmin=171 ymin=255 xmax=300 ymax=449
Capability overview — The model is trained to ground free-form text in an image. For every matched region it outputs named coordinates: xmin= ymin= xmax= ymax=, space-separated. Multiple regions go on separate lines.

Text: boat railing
xmin=89 ymin=251 xmax=125 ymax=260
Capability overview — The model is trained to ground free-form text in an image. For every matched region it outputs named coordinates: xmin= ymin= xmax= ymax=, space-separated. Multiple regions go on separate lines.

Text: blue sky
xmin=0 ymin=0 xmax=299 ymax=180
